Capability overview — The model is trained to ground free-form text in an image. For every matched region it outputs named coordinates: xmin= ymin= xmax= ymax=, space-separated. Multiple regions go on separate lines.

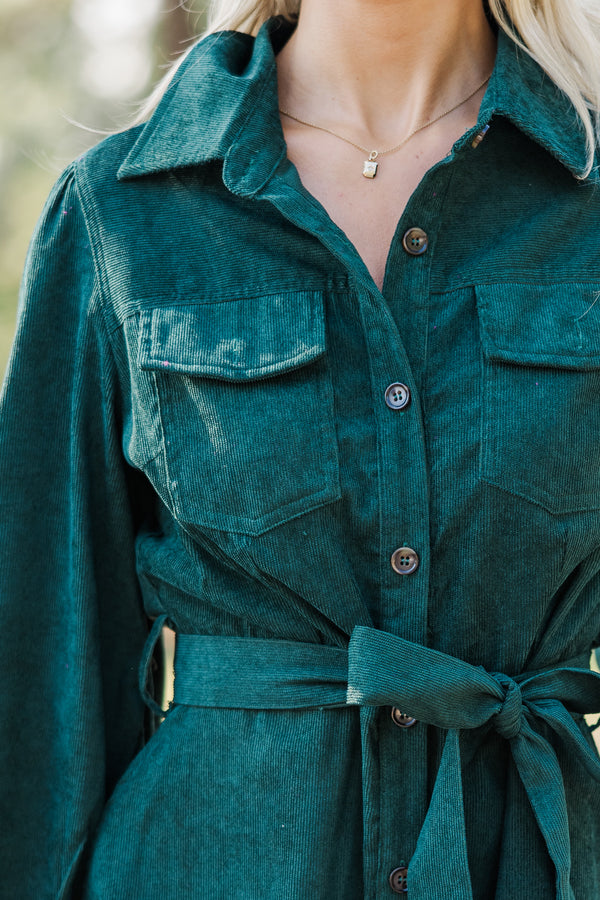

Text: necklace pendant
xmin=363 ymin=159 xmax=378 ymax=179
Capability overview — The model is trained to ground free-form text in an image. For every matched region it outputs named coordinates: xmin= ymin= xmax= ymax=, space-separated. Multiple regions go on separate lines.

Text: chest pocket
xmin=138 ymin=292 xmax=340 ymax=535
xmin=476 ymin=283 xmax=600 ymax=515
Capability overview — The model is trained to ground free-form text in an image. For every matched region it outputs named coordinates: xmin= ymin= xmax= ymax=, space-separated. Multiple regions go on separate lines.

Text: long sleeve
xmin=0 ymin=165 xmax=151 ymax=897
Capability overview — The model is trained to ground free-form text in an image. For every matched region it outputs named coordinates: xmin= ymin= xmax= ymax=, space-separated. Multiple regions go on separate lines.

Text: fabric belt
xmin=140 ymin=618 xmax=600 ymax=900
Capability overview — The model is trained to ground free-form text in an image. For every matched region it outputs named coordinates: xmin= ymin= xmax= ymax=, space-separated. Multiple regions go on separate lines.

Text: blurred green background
xmin=0 ymin=0 xmax=205 ymax=377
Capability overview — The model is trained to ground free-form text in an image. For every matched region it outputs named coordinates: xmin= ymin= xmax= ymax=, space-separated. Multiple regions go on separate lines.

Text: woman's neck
xmin=276 ymin=0 xmax=498 ymax=146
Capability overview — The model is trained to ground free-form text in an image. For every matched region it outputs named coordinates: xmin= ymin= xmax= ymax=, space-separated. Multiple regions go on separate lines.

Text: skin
xmin=276 ymin=0 xmax=498 ymax=290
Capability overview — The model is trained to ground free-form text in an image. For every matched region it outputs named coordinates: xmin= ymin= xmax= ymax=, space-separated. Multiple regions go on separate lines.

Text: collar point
xmin=116 ymin=161 xmax=142 ymax=182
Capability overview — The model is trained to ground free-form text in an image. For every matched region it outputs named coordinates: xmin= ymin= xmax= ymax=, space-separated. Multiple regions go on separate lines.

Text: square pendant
xmin=363 ymin=159 xmax=378 ymax=179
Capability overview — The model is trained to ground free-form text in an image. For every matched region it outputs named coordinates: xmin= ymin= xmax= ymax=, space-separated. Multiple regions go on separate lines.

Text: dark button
xmin=391 ymin=707 xmax=417 ymax=728
xmin=385 ymin=383 xmax=411 ymax=410
xmin=402 ymin=227 xmax=428 ymax=255
xmin=391 ymin=547 xmax=419 ymax=575
xmin=389 ymin=866 xmax=408 ymax=893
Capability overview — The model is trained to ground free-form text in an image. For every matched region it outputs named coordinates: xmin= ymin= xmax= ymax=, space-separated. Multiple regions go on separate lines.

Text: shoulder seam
xmin=71 ymin=155 xmax=121 ymax=340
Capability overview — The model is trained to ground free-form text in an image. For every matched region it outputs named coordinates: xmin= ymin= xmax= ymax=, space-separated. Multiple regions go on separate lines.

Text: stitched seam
xmin=431 ymin=278 xmax=600 ymax=295
xmin=150 ymin=369 xmax=177 ymax=511
xmin=72 ymin=156 xmax=121 ymax=348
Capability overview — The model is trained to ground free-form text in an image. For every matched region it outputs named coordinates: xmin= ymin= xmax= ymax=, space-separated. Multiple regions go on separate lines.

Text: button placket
xmin=350 ymin=165 xmax=447 ymax=890
xmin=256 ymin=146 xmax=446 ymax=893
xmin=358 ymin=279 xmax=430 ymax=889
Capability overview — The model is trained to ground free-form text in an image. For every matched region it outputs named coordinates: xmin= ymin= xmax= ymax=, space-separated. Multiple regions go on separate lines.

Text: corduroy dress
xmin=1 ymin=15 xmax=600 ymax=900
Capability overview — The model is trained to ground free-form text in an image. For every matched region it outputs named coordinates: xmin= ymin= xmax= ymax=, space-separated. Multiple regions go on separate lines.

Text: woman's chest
xmin=123 ymin=270 xmax=600 ymax=664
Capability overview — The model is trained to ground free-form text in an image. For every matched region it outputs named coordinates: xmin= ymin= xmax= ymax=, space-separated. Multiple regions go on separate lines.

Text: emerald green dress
xmin=1 ymin=16 xmax=599 ymax=900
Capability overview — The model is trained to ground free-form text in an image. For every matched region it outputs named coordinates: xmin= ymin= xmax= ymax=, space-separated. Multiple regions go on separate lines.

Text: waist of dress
xmin=170 ymin=625 xmax=595 ymax=721
xmin=141 ymin=619 xmax=600 ymax=900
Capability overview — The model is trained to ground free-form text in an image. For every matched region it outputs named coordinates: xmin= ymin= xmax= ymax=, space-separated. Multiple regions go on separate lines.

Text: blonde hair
xmin=137 ymin=0 xmax=600 ymax=177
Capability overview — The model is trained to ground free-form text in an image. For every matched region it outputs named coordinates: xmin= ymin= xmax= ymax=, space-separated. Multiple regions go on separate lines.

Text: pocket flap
xmin=138 ymin=292 xmax=326 ymax=379
xmin=475 ymin=283 xmax=600 ymax=369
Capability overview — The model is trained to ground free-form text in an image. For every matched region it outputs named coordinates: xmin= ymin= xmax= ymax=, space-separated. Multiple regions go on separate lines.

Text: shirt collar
xmin=117 ymin=16 xmax=590 ymax=188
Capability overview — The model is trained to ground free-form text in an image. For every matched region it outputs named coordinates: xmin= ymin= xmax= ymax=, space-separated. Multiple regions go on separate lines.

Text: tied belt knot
xmin=492 ymin=672 xmax=522 ymax=740
xmin=141 ymin=619 xmax=600 ymax=900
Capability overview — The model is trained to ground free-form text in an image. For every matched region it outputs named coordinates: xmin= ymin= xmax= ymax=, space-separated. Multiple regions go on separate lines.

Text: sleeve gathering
xmin=0 ymin=164 xmax=152 ymax=898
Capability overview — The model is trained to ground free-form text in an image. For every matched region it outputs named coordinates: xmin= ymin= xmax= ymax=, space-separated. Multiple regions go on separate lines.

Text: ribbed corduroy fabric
xmin=1 ymin=15 xmax=600 ymax=900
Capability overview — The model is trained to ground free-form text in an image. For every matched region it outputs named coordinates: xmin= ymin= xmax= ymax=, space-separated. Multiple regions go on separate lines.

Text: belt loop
xmin=139 ymin=614 xmax=171 ymax=717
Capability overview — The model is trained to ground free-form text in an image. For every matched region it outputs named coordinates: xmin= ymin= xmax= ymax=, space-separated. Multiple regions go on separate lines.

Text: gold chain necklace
xmin=280 ymin=72 xmax=492 ymax=179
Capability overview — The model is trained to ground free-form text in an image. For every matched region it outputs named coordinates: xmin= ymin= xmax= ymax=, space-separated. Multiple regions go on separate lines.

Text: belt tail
xmin=408 ymin=729 xmax=474 ymax=900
